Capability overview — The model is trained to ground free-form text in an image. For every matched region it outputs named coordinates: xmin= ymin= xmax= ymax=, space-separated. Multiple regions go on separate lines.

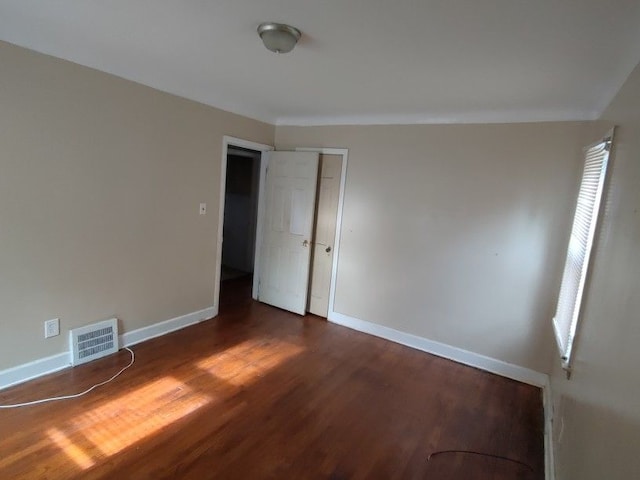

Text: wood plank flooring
xmin=0 ymin=280 xmax=544 ymax=479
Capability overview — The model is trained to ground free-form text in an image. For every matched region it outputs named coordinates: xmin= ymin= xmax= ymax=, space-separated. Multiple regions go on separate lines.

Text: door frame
xmin=296 ymin=148 xmax=349 ymax=319
xmin=214 ymin=136 xmax=273 ymax=315
xmin=214 ymin=141 xmax=349 ymax=319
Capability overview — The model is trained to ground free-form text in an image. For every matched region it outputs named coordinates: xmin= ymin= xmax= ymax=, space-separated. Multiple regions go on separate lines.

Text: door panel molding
xmin=258 ymin=151 xmax=319 ymax=314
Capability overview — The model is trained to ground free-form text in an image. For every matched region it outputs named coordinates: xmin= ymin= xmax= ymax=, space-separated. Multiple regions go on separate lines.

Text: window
xmin=553 ymin=130 xmax=614 ymax=373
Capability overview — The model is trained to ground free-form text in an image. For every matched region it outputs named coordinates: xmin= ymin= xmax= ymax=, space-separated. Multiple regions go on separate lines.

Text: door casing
xmin=214 ymin=136 xmax=272 ymax=315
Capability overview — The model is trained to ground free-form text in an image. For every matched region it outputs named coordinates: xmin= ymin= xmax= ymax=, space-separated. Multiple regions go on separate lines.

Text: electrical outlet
xmin=199 ymin=203 xmax=207 ymax=215
xmin=44 ymin=318 xmax=60 ymax=338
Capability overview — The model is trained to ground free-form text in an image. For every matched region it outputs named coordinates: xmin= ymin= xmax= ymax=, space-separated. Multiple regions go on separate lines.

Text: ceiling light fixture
xmin=257 ymin=22 xmax=301 ymax=54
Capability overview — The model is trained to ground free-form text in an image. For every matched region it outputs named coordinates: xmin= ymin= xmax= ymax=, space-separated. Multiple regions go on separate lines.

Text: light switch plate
xmin=199 ymin=203 xmax=207 ymax=215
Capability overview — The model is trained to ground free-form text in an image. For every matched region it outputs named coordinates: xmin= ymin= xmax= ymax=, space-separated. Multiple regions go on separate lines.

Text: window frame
xmin=552 ymin=129 xmax=615 ymax=374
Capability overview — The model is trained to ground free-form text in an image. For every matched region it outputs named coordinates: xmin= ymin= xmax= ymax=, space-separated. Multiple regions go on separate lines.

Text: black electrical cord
xmin=427 ymin=450 xmax=534 ymax=473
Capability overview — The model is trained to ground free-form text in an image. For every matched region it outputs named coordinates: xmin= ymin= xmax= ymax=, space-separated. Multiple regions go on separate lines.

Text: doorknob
xmin=303 ymin=239 xmax=309 ymax=247
xmin=325 ymin=246 xmax=332 ymax=253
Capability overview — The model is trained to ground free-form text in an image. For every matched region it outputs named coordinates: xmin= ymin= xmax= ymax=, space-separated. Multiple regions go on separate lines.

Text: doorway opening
xmin=219 ymin=146 xmax=261 ymax=309
xmin=214 ymin=136 xmax=272 ymax=315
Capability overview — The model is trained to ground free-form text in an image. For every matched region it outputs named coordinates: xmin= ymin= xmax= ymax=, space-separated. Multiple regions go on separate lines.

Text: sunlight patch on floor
xmin=44 ymin=338 xmax=303 ymax=472
xmin=196 ymin=338 xmax=304 ymax=385
xmin=76 ymin=377 xmax=211 ymax=457
xmin=46 ymin=377 xmax=211 ymax=470
xmin=47 ymin=428 xmax=96 ymax=470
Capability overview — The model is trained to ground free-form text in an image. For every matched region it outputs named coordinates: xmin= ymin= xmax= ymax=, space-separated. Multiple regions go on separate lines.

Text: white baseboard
xmin=119 ymin=306 xmax=215 ymax=347
xmin=328 ymin=311 xmax=548 ymax=386
xmin=0 ymin=352 xmax=70 ymax=391
xmin=0 ymin=306 xmax=216 ymax=391
xmin=328 ymin=310 xmax=554 ymax=478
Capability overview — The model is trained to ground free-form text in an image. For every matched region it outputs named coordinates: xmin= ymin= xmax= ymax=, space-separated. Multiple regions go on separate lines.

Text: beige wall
xmin=277 ymin=122 xmax=592 ymax=373
xmin=549 ymin=61 xmax=640 ymax=479
xmin=0 ymin=41 xmax=274 ymax=369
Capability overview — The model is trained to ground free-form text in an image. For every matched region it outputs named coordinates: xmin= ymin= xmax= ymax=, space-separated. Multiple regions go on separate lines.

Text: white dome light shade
xmin=257 ymin=22 xmax=301 ymax=54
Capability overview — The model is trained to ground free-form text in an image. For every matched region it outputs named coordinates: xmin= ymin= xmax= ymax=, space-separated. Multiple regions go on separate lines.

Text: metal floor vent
xmin=70 ymin=318 xmax=119 ymax=366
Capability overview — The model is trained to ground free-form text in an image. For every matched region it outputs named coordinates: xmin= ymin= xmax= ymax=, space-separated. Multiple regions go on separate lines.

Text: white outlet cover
xmin=44 ymin=318 xmax=60 ymax=338
xmin=199 ymin=203 xmax=207 ymax=215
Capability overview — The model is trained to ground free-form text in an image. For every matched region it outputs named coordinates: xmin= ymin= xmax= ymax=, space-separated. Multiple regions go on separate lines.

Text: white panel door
xmin=308 ymin=154 xmax=343 ymax=317
xmin=258 ymin=151 xmax=319 ymax=315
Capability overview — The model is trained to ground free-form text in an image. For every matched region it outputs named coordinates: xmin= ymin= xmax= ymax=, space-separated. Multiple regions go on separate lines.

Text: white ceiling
xmin=1 ymin=0 xmax=640 ymax=126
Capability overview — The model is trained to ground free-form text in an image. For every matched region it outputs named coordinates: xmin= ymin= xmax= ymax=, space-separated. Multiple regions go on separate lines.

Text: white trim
xmin=221 ymin=136 xmax=274 ymax=153
xmin=217 ymin=136 xmax=274 ymax=311
xmin=295 ymin=148 xmax=349 ymax=319
xmin=119 ymin=306 xmax=215 ymax=347
xmin=0 ymin=352 xmax=70 ymax=391
xmin=0 ymin=306 xmax=215 ymax=391
xmin=542 ymin=378 xmax=556 ymax=480
xmin=252 ymin=151 xmax=270 ymax=300
xmin=328 ymin=311 xmax=548 ymax=387
xmin=275 ymin=109 xmax=594 ymax=127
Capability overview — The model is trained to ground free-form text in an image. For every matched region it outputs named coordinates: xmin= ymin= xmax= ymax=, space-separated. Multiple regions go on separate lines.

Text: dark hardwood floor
xmin=0 ymin=279 xmax=544 ymax=479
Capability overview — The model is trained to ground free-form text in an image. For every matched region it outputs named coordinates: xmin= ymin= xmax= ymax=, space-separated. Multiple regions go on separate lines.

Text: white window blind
xmin=553 ymin=131 xmax=613 ymax=372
